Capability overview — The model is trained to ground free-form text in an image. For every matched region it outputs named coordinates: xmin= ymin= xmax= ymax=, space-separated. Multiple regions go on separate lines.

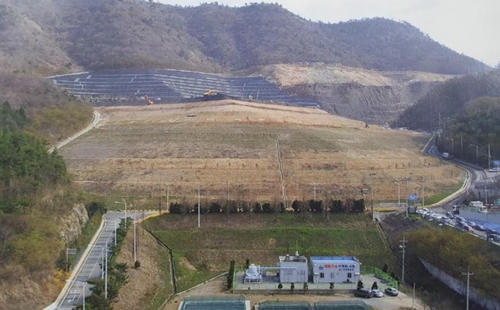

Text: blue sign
xmin=493 ymin=161 xmax=500 ymax=167
xmin=408 ymin=194 xmax=418 ymax=201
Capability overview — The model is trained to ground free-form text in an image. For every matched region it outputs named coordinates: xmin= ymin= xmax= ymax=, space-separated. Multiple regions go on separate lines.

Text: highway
xmin=423 ymin=138 xmax=500 ymax=244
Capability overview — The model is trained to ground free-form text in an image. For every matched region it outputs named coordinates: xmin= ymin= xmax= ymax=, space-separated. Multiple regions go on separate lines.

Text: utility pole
xmin=461 ymin=135 xmax=463 ymax=159
xmin=488 ymin=143 xmax=491 ymax=168
xmin=197 ymin=185 xmax=201 ymax=228
xmin=400 ymin=234 xmax=408 ymax=285
xmin=371 ymin=189 xmax=374 ymax=221
xmin=105 ymin=245 xmax=108 ymax=299
xmin=397 ymin=181 xmax=401 ymax=208
xmin=405 ymin=179 xmax=410 ymax=217
xmin=421 ymin=177 xmax=426 ymax=207
xmin=313 ymin=182 xmax=316 ymax=201
xmin=462 ymin=266 xmax=474 ymax=310
xmin=412 ymin=282 xmax=416 ymax=309
xmin=166 ymin=184 xmax=170 ymax=213
xmin=133 ymin=218 xmax=137 ymax=263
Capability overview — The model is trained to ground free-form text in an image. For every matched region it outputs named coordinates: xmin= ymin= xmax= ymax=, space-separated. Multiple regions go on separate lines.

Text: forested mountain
xmin=0 ymin=0 xmax=489 ymax=75
xmin=437 ymin=97 xmax=500 ymax=167
xmin=0 ymin=76 xmax=93 ymax=308
xmin=396 ymin=69 xmax=500 ymax=130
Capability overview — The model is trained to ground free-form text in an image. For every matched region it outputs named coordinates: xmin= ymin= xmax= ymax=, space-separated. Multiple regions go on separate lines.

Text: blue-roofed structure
xmin=310 ymin=256 xmax=360 ymax=284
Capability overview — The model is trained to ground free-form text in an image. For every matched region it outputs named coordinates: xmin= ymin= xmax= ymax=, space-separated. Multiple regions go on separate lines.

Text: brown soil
xmin=113 ymin=225 xmax=169 ymax=310
xmin=59 ymin=100 xmax=463 ymax=207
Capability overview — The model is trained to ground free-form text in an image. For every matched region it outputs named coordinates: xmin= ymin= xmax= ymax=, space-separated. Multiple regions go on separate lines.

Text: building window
xmin=330 ymin=273 xmax=334 ymax=279
xmin=298 ymin=270 xmax=306 ymax=275
xmin=320 ymin=273 xmax=325 ymax=278
xmin=284 ymin=270 xmax=293 ymax=275
xmin=348 ymin=272 xmax=352 ymax=278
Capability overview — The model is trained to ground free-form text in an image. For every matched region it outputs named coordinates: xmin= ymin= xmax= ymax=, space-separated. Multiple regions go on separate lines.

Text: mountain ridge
xmin=0 ymin=0 xmax=489 ymax=75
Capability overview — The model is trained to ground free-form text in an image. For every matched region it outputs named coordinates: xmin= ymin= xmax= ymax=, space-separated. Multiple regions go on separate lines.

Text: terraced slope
xmin=58 ymin=100 xmax=463 ymax=205
xmin=50 ymin=70 xmax=318 ymax=107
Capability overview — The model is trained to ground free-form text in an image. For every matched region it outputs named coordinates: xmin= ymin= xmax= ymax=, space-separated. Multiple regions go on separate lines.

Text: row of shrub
xmin=169 ymin=198 xmax=366 ymax=215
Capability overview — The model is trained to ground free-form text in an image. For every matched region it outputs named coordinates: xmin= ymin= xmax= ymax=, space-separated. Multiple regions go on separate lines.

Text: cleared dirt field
xmin=59 ymin=100 xmax=463 ymax=206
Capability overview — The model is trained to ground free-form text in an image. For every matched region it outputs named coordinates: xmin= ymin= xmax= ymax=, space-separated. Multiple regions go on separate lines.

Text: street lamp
xmin=115 ymin=201 xmax=127 ymax=228
xmin=66 ymin=280 xmax=87 ymax=310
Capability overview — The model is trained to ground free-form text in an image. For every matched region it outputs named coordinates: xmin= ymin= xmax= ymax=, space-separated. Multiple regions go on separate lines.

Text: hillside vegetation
xmin=0 ymin=74 xmax=93 ymax=309
xmin=0 ymin=73 xmax=93 ymax=143
xmin=0 ymin=0 xmax=488 ymax=75
xmin=397 ymin=69 xmax=500 ymax=131
xmin=437 ymin=97 xmax=500 ymax=167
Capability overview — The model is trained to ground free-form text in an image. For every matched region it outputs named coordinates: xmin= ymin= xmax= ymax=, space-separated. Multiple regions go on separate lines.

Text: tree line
xmin=169 ymin=198 xmax=366 ymax=215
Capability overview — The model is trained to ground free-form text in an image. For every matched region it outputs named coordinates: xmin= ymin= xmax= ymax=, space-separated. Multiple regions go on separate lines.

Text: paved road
xmin=423 ymin=139 xmax=499 ymax=244
xmin=52 ymin=211 xmax=157 ymax=310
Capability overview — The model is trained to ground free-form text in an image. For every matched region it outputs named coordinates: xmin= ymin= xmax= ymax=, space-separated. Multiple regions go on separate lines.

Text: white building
xmin=310 ymin=256 xmax=360 ymax=284
xmin=278 ymin=253 xmax=308 ymax=284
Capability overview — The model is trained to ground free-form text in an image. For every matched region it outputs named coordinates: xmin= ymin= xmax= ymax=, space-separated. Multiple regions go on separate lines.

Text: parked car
xmin=446 ymin=211 xmax=455 ymax=219
xmin=354 ymin=288 xmax=372 ymax=298
xmin=489 ymin=167 xmax=499 ymax=172
xmin=455 ymin=216 xmax=465 ymax=223
xmin=385 ymin=287 xmax=399 ymax=296
xmin=487 ymin=234 xmax=500 ymax=243
xmin=476 ymin=224 xmax=486 ymax=231
xmin=485 ymin=228 xmax=498 ymax=235
xmin=439 ymin=216 xmax=450 ymax=224
xmin=467 ymin=221 xmax=478 ymax=229
xmin=371 ymin=289 xmax=384 ymax=297
xmin=462 ymin=224 xmax=474 ymax=232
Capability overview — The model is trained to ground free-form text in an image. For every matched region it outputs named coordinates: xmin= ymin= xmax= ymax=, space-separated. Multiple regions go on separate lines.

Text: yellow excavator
xmin=203 ymin=89 xmax=218 ymax=98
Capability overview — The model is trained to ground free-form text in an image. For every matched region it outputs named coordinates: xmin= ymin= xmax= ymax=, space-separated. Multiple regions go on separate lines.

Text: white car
xmin=385 ymin=287 xmax=399 ymax=296
xmin=371 ymin=289 xmax=384 ymax=297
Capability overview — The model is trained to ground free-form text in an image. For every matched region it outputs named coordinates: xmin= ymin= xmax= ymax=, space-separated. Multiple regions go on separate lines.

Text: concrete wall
xmin=420 ymin=259 xmax=500 ymax=310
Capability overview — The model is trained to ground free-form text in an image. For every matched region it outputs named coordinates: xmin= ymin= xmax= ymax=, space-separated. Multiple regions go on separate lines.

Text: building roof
xmin=310 ymin=256 xmax=359 ymax=262
xmin=279 ymin=254 xmax=307 ymax=263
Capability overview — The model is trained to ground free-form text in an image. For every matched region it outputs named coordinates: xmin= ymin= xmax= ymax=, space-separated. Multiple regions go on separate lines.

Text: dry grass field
xmin=59 ymin=100 xmax=463 ymax=207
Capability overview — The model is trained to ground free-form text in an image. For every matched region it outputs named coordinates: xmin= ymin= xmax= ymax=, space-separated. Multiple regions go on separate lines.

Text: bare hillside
xmin=58 ymin=100 xmax=463 ymax=207
xmin=250 ymin=63 xmax=454 ymax=125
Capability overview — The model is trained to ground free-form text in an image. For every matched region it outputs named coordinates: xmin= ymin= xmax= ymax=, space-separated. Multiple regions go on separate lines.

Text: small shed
xmin=310 ymin=256 xmax=360 ymax=284
xmin=278 ymin=253 xmax=308 ymax=284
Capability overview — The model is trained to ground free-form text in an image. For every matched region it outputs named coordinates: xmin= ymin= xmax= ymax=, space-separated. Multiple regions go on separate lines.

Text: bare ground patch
xmin=59 ymin=100 xmax=463 ymax=205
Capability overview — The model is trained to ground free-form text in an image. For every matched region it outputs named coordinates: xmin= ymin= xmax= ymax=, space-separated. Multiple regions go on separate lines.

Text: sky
xmin=157 ymin=0 xmax=500 ymax=67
